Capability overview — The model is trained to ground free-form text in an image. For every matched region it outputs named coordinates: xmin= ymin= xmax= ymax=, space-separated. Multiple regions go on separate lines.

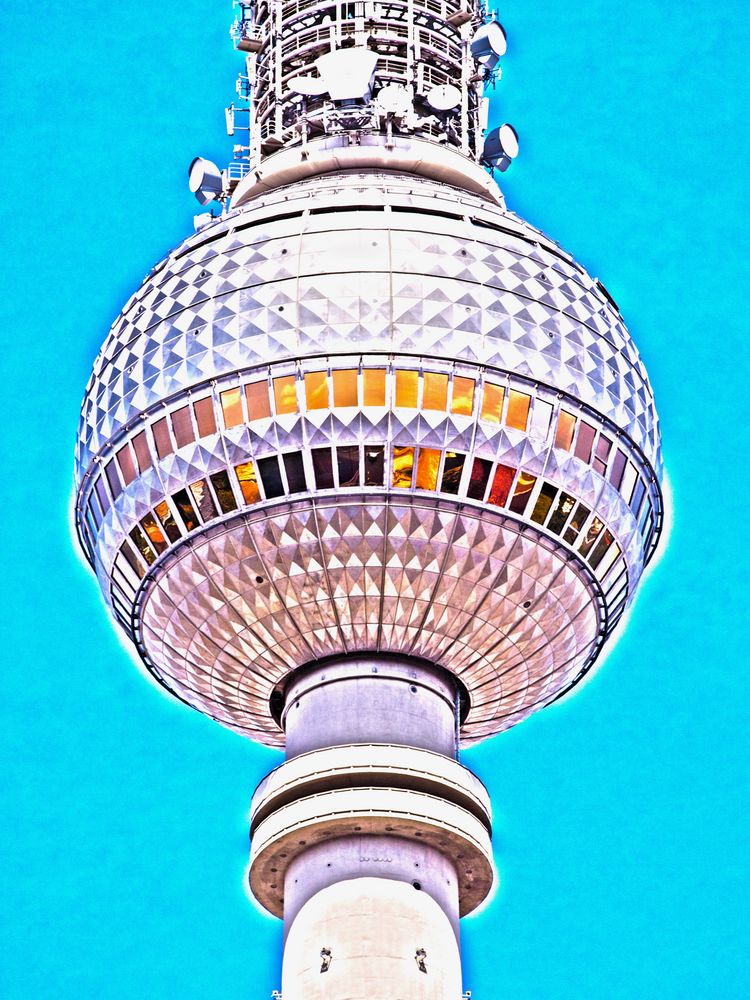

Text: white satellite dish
xmin=315 ymin=47 xmax=378 ymax=101
xmin=482 ymin=123 xmax=519 ymax=172
xmin=426 ymin=84 xmax=462 ymax=112
xmin=376 ymin=84 xmax=412 ymax=116
xmin=470 ymin=22 xmax=507 ymax=65
xmin=188 ymin=157 xmax=224 ymax=205
xmin=288 ymin=75 xmax=328 ymax=97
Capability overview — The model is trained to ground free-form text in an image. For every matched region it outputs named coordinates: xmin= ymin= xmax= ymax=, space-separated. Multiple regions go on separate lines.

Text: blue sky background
xmin=1 ymin=1 xmax=748 ymax=997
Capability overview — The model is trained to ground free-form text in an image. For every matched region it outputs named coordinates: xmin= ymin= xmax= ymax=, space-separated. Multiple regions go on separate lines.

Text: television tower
xmin=75 ymin=2 xmax=663 ymax=996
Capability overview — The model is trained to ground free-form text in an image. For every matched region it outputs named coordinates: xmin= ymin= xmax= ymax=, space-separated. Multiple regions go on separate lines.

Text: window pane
xmin=120 ymin=542 xmax=145 ymax=580
xmin=363 ymin=369 xmax=386 ymax=406
xmin=132 ymin=431 xmax=152 ymax=473
xmin=94 ymin=476 xmax=111 ymax=515
xmin=480 ymin=383 xmax=504 ymax=423
xmin=189 ymin=479 xmax=218 ymax=521
xmin=548 ymin=492 xmax=576 ymax=534
xmin=246 ymin=382 xmax=271 ymax=421
xmin=273 ymin=375 xmax=297 ymax=415
xmin=312 ymin=448 xmax=335 ymax=489
xmin=258 ymin=456 xmax=285 ymax=497
xmin=105 ymin=459 xmax=122 ymax=499
xmin=140 ymin=513 xmax=168 ymax=554
xmin=395 ymin=370 xmax=418 ymax=407
xmin=563 ymin=503 xmax=590 ymax=545
xmin=337 ymin=446 xmax=360 ymax=487
xmin=631 ymin=477 xmax=646 ymax=515
xmin=596 ymin=538 xmax=621 ymax=578
xmin=423 ymin=372 xmax=448 ymax=411
xmin=554 ymin=411 xmax=576 ymax=451
xmin=579 ymin=517 xmax=604 ymax=557
xmin=392 ymin=446 xmax=415 ymax=488
xmin=531 ymin=483 xmax=557 ymax=525
xmin=364 ymin=445 xmax=385 ymax=485
xmin=210 ymin=470 xmax=237 ymax=513
xmin=333 ymin=369 xmax=358 ymax=407
xmin=467 ymin=458 xmax=492 ymax=500
xmin=194 ymin=397 xmax=217 ymax=437
xmin=506 ymin=390 xmax=531 ymax=431
xmin=154 ymin=500 xmax=181 ymax=542
xmin=284 ymin=452 xmax=307 ymax=492
xmin=451 ymin=376 xmax=475 ymax=415
xmin=593 ymin=434 xmax=612 ymax=475
xmin=170 ymin=405 xmax=195 ymax=448
xmin=441 ymin=452 xmax=465 ymax=494
xmin=530 ymin=398 xmax=553 ymax=439
xmin=304 ymin=371 xmax=329 ymax=410
xmin=620 ymin=462 xmax=638 ymax=503
xmin=589 ymin=529 xmax=615 ymax=570
xmin=220 ymin=388 xmax=244 ymax=428
xmin=129 ymin=524 xmax=155 ymax=565
xmin=610 ymin=449 xmax=627 ymax=489
xmin=508 ymin=472 xmax=537 ymax=514
xmin=87 ymin=497 xmax=101 ymax=531
xmin=116 ymin=444 xmax=137 ymax=486
xmin=416 ymin=448 xmax=440 ymax=491
xmin=235 ymin=461 xmax=260 ymax=504
xmin=487 ymin=464 xmax=515 ymax=507
xmin=574 ymin=421 xmax=596 ymax=463
xmin=171 ymin=489 xmax=200 ymax=532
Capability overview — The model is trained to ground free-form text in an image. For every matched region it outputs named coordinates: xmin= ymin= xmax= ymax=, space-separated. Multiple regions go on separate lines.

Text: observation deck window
xmin=312 ymin=448 xmax=335 ymax=490
xmin=116 ymin=444 xmax=137 ymax=486
xmin=105 ymin=459 xmax=123 ymax=500
xmin=235 ymin=461 xmax=261 ymax=504
xmin=579 ymin=517 xmax=604 ymax=558
xmin=395 ymin=369 xmax=419 ymax=408
xmin=194 ymin=397 xmax=217 ymax=437
xmin=247 ymin=381 xmax=272 ymax=421
xmin=530 ymin=398 xmax=553 ymax=439
xmin=140 ymin=513 xmax=168 ymax=555
xmin=574 ymin=421 xmax=596 ymax=463
xmin=210 ymin=471 xmax=238 ymax=513
xmin=273 ymin=376 xmax=298 ymax=416
xmin=94 ymin=477 xmax=111 ymax=515
xmin=563 ymin=503 xmax=590 ymax=546
xmin=221 ymin=387 xmax=244 ymax=429
xmin=363 ymin=369 xmax=387 ymax=407
xmin=609 ymin=449 xmax=627 ymax=490
xmin=593 ymin=434 xmax=611 ymax=475
xmin=392 ymin=446 xmax=415 ymax=488
xmin=424 ymin=372 xmax=449 ymax=411
xmin=506 ymin=390 xmax=531 ymax=431
xmin=620 ymin=461 xmax=638 ymax=505
xmin=305 ymin=371 xmax=329 ymax=410
xmin=547 ymin=492 xmax=576 ymax=535
xmin=480 ymin=383 xmax=504 ymax=423
xmin=129 ymin=524 xmax=156 ymax=566
xmin=284 ymin=452 xmax=307 ymax=493
xmin=531 ymin=482 xmax=557 ymax=525
xmin=258 ymin=456 xmax=285 ymax=498
xmin=416 ymin=448 xmax=440 ymax=491
xmin=589 ymin=529 xmax=616 ymax=572
xmin=132 ymin=431 xmax=152 ymax=473
xmin=154 ymin=500 xmax=181 ymax=543
xmin=172 ymin=488 xmax=200 ymax=532
xmin=487 ymin=464 xmax=515 ymax=508
xmin=555 ymin=410 xmax=576 ymax=451
xmin=189 ymin=479 xmax=218 ymax=522
xmin=364 ymin=446 xmax=385 ymax=485
xmin=441 ymin=451 xmax=465 ymax=494
xmin=337 ymin=446 xmax=360 ymax=487
xmin=509 ymin=472 xmax=536 ymax=515
xmin=333 ymin=369 xmax=358 ymax=408
xmin=153 ymin=417 xmax=174 ymax=459
xmin=467 ymin=458 xmax=493 ymax=501
xmin=451 ymin=376 xmax=474 ymax=416
xmin=171 ymin=405 xmax=196 ymax=448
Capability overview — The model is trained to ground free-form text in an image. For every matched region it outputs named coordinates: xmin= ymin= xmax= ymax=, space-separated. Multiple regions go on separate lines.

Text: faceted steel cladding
xmin=75 ymin=169 xmax=663 ymax=746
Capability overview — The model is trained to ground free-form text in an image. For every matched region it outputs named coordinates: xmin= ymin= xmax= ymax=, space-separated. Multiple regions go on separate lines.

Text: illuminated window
xmin=94 ymin=477 xmax=111 ymax=515
xmin=416 ymin=448 xmax=440 ymax=491
xmin=273 ymin=376 xmax=297 ymax=415
xmin=129 ymin=524 xmax=155 ymax=565
xmin=610 ymin=449 xmax=627 ymax=489
xmin=548 ymin=492 xmax=576 ymax=534
xmin=235 ymin=462 xmax=260 ymax=504
xmin=530 ymin=399 xmax=553 ymax=439
xmin=364 ymin=446 xmax=385 ymax=485
xmin=120 ymin=542 xmax=145 ymax=579
xmin=258 ymin=456 xmax=284 ymax=497
xmin=508 ymin=472 xmax=537 ymax=515
xmin=105 ymin=459 xmax=123 ymax=499
xmin=589 ymin=529 xmax=615 ymax=571
xmin=487 ymin=464 xmax=515 ymax=507
xmin=480 ymin=383 xmax=504 ymax=423
xmin=363 ymin=369 xmax=386 ymax=406
xmin=172 ymin=489 xmax=200 ymax=532
xmin=467 ymin=458 xmax=492 ymax=500
xmin=337 ymin=446 xmax=360 ymax=487
xmin=441 ymin=452 xmax=465 ymax=494
xmin=574 ymin=421 xmax=596 ymax=463
xmin=451 ymin=376 xmax=474 ymax=416
xmin=392 ymin=446 xmax=415 ymax=488
xmin=132 ymin=431 xmax=152 ymax=473
xmin=563 ymin=503 xmax=590 ymax=545
xmin=506 ymin=390 xmax=531 ymax=431
xmin=423 ymin=372 xmax=448 ymax=411
xmin=554 ymin=411 xmax=576 ymax=451
xmin=284 ymin=452 xmax=307 ymax=493
xmin=246 ymin=382 xmax=271 ymax=421
xmin=531 ymin=483 xmax=557 ymax=525
xmin=140 ymin=513 xmax=168 ymax=554
xmin=593 ymin=435 xmax=612 ymax=475
xmin=194 ymin=397 xmax=217 ymax=437
xmin=189 ymin=479 xmax=217 ymax=521
xmin=579 ymin=517 xmax=604 ymax=557
xmin=333 ymin=369 xmax=358 ymax=407
xmin=171 ymin=405 xmax=195 ymax=448
xmin=210 ymin=471 xmax=237 ymax=513
xmin=116 ymin=444 xmax=137 ymax=486
xmin=312 ymin=448 xmax=335 ymax=489
xmin=154 ymin=500 xmax=181 ymax=542
xmin=304 ymin=371 xmax=329 ymax=410
xmin=220 ymin=388 xmax=244 ymax=429
xmin=395 ymin=370 xmax=418 ymax=408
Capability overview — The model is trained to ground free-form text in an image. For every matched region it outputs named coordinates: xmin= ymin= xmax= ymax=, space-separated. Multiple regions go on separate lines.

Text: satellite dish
xmin=426 ymin=84 xmax=462 ymax=112
xmin=288 ymin=75 xmax=328 ymax=97
xmin=315 ymin=47 xmax=379 ymax=101
xmin=470 ymin=22 xmax=507 ymax=66
xmin=482 ymin=123 xmax=519 ymax=172
xmin=188 ymin=157 xmax=223 ymax=205
xmin=376 ymin=84 xmax=412 ymax=116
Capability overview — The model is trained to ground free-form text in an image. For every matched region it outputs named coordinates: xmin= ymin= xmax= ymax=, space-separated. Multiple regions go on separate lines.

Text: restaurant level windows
xmin=337 ymin=446 xmax=360 ymax=487
xmin=363 ymin=369 xmax=386 ymax=407
xmin=441 ymin=452 xmax=466 ymax=494
xmin=210 ymin=470 xmax=238 ymax=513
xmin=395 ymin=370 xmax=418 ymax=408
xmin=548 ymin=492 xmax=576 ymax=535
xmin=235 ymin=461 xmax=261 ymax=504
xmin=140 ymin=513 xmax=168 ymax=555
xmin=487 ymin=464 xmax=515 ymax=507
xmin=333 ymin=369 xmax=358 ymax=407
xmin=172 ymin=489 xmax=200 ymax=532
xmin=467 ymin=458 xmax=493 ymax=501
xmin=531 ymin=483 xmax=558 ymax=525
xmin=87 ymin=495 xmax=102 ymax=530
xmin=589 ymin=529 xmax=616 ymax=571
xmin=116 ymin=444 xmax=137 ymax=486
xmin=593 ymin=536 xmax=621 ymax=577
xmin=392 ymin=446 xmax=415 ymax=488
xmin=423 ymin=372 xmax=449 ymax=412
xmin=555 ymin=411 xmax=576 ymax=451
xmin=94 ymin=476 xmax=111 ymax=515
xmin=506 ymin=390 xmax=531 ymax=432
xmin=246 ymin=381 xmax=272 ymax=421
xmin=480 ymin=383 xmax=504 ymax=423
xmin=631 ymin=477 xmax=646 ymax=516
xmin=105 ymin=459 xmax=123 ymax=499
xmin=189 ymin=479 xmax=218 ymax=521
xmin=620 ymin=462 xmax=638 ymax=504
xmin=171 ymin=405 xmax=195 ymax=448
xmin=574 ymin=421 xmax=596 ymax=463
xmin=451 ymin=376 xmax=474 ymax=416
xmin=304 ymin=371 xmax=329 ymax=411
xmin=132 ymin=431 xmax=152 ymax=473
xmin=220 ymin=388 xmax=244 ymax=429
xmin=154 ymin=500 xmax=181 ymax=543
xmin=129 ymin=524 xmax=156 ymax=566
xmin=508 ymin=472 xmax=537 ymax=515
xmin=416 ymin=448 xmax=440 ymax=491
xmin=258 ymin=456 xmax=285 ymax=497
xmin=593 ymin=434 xmax=612 ymax=475
xmin=530 ymin=398 xmax=553 ymax=439
xmin=579 ymin=517 xmax=604 ymax=558
xmin=563 ymin=503 xmax=590 ymax=545
xmin=364 ymin=446 xmax=385 ymax=485
xmin=312 ymin=448 xmax=335 ymax=490
xmin=610 ymin=449 xmax=627 ymax=490
xmin=273 ymin=376 xmax=297 ymax=415
xmin=121 ymin=541 xmax=145 ymax=579
xmin=153 ymin=417 xmax=174 ymax=459
xmin=284 ymin=452 xmax=307 ymax=493
xmin=194 ymin=397 xmax=217 ymax=437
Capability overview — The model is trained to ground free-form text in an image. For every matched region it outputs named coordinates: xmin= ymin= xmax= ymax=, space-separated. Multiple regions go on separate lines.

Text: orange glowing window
xmin=508 ymin=472 xmax=537 ymax=514
xmin=273 ymin=375 xmax=297 ymax=415
xmin=506 ymin=390 xmax=531 ymax=431
xmin=333 ymin=369 xmax=358 ymax=407
xmin=304 ymin=371 xmax=329 ymax=410
xmin=220 ymin=388 xmax=244 ymax=429
xmin=140 ymin=513 xmax=167 ymax=554
xmin=235 ymin=461 xmax=261 ymax=504
xmin=555 ymin=410 xmax=577 ymax=451
xmin=487 ymin=464 xmax=515 ymax=507
xmin=481 ymin=383 xmax=505 ymax=423
xmin=154 ymin=500 xmax=181 ymax=543
xmin=129 ymin=525 xmax=155 ymax=565
xmin=363 ymin=369 xmax=386 ymax=406
xmin=392 ymin=446 xmax=415 ymax=488
xmin=395 ymin=370 xmax=418 ymax=408
xmin=416 ymin=448 xmax=441 ymax=490
xmin=423 ymin=372 xmax=448 ymax=411
xmin=246 ymin=382 xmax=271 ymax=421
xmin=451 ymin=376 xmax=475 ymax=415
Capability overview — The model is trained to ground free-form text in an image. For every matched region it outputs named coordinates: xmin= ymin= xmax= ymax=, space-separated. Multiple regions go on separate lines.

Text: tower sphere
xmin=75 ymin=163 xmax=663 ymax=747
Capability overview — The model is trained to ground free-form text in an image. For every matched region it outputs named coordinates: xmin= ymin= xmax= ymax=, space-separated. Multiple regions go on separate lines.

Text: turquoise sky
xmin=1 ymin=1 xmax=748 ymax=997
